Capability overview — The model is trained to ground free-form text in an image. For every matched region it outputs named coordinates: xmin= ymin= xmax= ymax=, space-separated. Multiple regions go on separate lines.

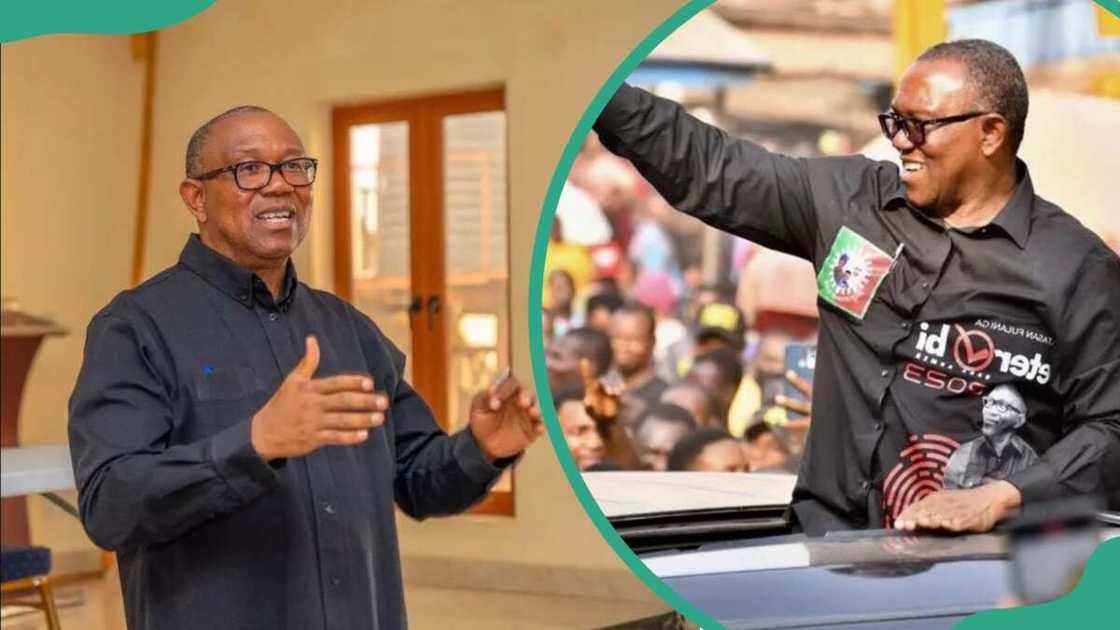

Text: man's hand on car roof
xmin=895 ymin=480 xmax=1023 ymax=533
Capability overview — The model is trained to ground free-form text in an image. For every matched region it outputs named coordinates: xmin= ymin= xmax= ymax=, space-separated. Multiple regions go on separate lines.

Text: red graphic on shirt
xmin=952 ymin=325 xmax=995 ymax=372
xmin=882 ymin=433 xmax=961 ymax=528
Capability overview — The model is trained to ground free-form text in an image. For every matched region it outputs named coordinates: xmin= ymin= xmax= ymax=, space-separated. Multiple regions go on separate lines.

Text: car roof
xmin=643 ymin=529 xmax=1009 ymax=577
xmin=583 ymin=471 xmax=796 ymax=519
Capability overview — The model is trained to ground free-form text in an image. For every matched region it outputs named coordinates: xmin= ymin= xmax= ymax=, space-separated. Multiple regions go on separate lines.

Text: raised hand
xmin=468 ymin=370 xmax=544 ymax=461
xmin=775 ymin=369 xmax=813 ymax=420
xmin=580 ymin=359 xmax=623 ymax=423
xmin=250 ymin=336 xmax=388 ymax=461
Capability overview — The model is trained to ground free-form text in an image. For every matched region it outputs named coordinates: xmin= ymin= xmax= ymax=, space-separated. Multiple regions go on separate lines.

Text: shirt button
xmin=920 ymin=282 xmax=930 ymax=290
xmin=860 ymin=481 xmax=871 ymax=492
xmin=873 ymin=422 xmax=883 ymax=432
xmin=901 ymin=322 xmax=910 ymax=330
xmin=323 ymin=502 xmax=335 ymax=515
xmin=239 ymin=293 xmax=249 ymax=301
xmin=268 ymin=312 xmax=278 ymax=321
xmin=880 ymin=369 xmax=890 ymax=378
xmin=330 ymin=576 xmax=341 ymax=587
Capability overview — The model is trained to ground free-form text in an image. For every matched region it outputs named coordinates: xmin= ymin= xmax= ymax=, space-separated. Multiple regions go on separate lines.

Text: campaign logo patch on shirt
xmin=817 ymin=226 xmax=896 ymax=320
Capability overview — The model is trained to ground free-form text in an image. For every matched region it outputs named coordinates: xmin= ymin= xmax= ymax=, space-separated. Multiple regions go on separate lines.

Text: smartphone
xmin=782 ymin=343 xmax=816 ymax=404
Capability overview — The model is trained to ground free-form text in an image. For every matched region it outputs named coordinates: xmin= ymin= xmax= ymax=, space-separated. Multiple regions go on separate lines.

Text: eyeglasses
xmin=983 ymin=396 xmax=1023 ymax=416
xmin=191 ymin=158 xmax=318 ymax=191
xmin=877 ymin=111 xmax=990 ymax=146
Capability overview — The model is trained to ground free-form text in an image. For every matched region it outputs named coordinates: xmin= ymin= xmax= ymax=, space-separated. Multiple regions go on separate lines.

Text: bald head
xmin=186 ymin=105 xmax=278 ymax=176
xmin=915 ymin=39 xmax=1028 ymax=154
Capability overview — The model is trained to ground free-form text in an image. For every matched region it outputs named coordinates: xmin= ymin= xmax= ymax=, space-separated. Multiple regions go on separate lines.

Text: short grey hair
xmin=917 ymin=39 xmax=1029 ymax=154
xmin=185 ymin=105 xmax=273 ymax=176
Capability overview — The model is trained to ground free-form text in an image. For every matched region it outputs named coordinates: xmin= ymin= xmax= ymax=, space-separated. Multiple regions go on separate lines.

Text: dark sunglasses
xmin=877 ymin=111 xmax=991 ymax=146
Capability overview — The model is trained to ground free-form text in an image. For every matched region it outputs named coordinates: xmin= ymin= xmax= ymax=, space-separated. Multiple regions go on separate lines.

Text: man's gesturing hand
xmin=250 ymin=336 xmax=388 ymax=461
xmin=468 ymin=370 xmax=544 ymax=462
xmin=894 ymin=480 xmax=1022 ymax=533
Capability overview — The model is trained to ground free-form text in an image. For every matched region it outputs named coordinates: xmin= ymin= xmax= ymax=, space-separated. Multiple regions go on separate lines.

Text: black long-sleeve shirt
xmin=594 ymin=83 xmax=1120 ymax=534
xmin=68 ymin=235 xmax=507 ymax=629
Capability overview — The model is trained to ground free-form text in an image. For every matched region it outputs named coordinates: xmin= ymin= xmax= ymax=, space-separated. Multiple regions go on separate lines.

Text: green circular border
xmin=527 ymin=1 xmax=1120 ymax=628
xmin=528 ymin=1 xmax=728 ymax=627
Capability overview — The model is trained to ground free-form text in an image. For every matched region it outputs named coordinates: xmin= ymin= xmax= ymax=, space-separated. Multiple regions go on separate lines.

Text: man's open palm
xmin=251 ymin=336 xmax=387 ymax=461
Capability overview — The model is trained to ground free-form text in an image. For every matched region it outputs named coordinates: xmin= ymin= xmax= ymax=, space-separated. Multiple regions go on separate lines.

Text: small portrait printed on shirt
xmin=943 ymin=383 xmax=1040 ymax=490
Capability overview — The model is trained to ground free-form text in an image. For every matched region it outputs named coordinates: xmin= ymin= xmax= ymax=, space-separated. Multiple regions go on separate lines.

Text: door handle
xmin=408 ymin=295 xmax=422 ymax=328
xmin=425 ymin=295 xmax=441 ymax=331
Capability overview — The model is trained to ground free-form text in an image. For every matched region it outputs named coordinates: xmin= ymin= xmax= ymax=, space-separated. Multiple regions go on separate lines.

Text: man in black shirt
xmin=592 ymin=39 xmax=1119 ymax=535
xmin=69 ymin=106 xmax=542 ymax=629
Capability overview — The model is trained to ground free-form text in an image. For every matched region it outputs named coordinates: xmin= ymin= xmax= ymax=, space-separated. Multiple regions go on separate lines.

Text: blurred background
xmin=0 ymin=1 xmax=696 ymax=628
xmin=545 ymin=0 xmax=1120 ymax=479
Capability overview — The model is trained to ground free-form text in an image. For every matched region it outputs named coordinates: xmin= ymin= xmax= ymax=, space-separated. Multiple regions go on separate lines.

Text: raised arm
xmin=593 ymin=82 xmax=819 ymax=260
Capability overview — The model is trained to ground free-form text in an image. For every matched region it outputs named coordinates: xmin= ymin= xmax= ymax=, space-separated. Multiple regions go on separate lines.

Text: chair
xmin=0 ymin=544 xmax=61 ymax=629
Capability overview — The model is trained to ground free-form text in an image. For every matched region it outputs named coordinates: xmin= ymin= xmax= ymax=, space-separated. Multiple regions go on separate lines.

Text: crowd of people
xmin=544 ymin=133 xmax=820 ymax=475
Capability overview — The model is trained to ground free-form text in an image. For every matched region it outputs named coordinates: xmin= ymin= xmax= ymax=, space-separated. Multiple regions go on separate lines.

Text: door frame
xmin=331 ymin=87 xmax=513 ymax=515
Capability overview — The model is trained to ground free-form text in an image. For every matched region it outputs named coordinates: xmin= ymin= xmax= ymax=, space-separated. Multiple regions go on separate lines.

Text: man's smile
xmin=900 ymin=159 xmax=926 ymax=186
xmin=254 ymin=207 xmax=296 ymax=227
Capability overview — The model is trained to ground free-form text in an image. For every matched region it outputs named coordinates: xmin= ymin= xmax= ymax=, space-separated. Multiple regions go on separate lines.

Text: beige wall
xmin=2 ymin=0 xmax=682 ymax=578
xmin=1 ymin=34 xmax=145 ymax=554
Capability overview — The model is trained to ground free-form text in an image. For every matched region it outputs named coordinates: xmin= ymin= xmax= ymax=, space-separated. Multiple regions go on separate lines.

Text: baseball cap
xmin=694 ymin=301 xmax=746 ymax=347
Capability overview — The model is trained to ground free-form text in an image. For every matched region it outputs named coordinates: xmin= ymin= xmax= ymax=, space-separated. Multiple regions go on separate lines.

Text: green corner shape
xmin=527 ymin=1 xmax=1120 ymax=628
xmin=1097 ymin=0 xmax=1120 ymax=20
xmin=954 ymin=538 xmax=1118 ymax=629
xmin=0 ymin=0 xmax=215 ymax=43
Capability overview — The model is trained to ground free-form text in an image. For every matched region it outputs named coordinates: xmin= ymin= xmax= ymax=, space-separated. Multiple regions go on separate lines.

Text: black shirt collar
xmin=178 ymin=234 xmax=298 ymax=310
xmin=883 ymin=159 xmax=1033 ymax=249
xmin=986 ymin=160 xmax=1033 ymax=250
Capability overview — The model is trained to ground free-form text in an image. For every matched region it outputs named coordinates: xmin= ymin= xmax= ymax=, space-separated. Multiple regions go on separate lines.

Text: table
xmin=1 ymin=445 xmax=78 ymax=518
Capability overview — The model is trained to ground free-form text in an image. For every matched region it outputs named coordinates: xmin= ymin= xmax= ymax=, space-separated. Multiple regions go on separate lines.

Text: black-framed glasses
xmin=877 ymin=111 xmax=991 ymax=146
xmin=983 ymin=396 xmax=1023 ymax=416
xmin=191 ymin=158 xmax=318 ymax=191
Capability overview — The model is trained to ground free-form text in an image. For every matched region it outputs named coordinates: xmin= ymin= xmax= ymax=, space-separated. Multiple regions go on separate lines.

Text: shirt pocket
xmin=182 ymin=366 xmax=269 ymax=441
xmin=193 ymin=365 xmax=264 ymax=402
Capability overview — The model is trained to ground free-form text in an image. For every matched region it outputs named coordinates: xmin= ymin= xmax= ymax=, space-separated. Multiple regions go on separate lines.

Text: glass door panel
xmin=349 ymin=122 xmax=412 ymax=378
xmin=442 ymin=111 xmax=509 ymax=431
xmin=443 ymin=111 xmax=510 ymax=494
